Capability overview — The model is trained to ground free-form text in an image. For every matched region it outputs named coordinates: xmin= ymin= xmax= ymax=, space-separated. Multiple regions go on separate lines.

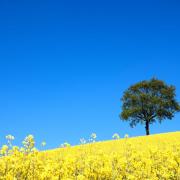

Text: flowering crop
xmin=0 ymin=132 xmax=179 ymax=179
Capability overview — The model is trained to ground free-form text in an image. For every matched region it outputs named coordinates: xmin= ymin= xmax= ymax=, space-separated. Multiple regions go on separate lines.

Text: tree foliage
xmin=120 ymin=78 xmax=180 ymax=135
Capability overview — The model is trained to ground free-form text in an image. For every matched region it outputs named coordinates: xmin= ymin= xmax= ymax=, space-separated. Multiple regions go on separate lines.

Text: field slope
xmin=0 ymin=132 xmax=180 ymax=179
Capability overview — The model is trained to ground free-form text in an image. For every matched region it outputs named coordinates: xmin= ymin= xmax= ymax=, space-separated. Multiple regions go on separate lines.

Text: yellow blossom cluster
xmin=0 ymin=132 xmax=179 ymax=179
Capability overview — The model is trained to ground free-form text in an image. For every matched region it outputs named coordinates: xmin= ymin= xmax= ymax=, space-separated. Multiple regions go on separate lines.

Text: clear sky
xmin=0 ymin=0 xmax=180 ymax=149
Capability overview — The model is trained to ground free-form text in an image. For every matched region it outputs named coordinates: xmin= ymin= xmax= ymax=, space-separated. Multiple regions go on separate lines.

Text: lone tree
xmin=120 ymin=78 xmax=180 ymax=135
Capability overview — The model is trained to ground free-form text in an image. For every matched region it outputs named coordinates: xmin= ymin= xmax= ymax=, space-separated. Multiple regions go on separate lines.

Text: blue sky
xmin=0 ymin=0 xmax=180 ymax=149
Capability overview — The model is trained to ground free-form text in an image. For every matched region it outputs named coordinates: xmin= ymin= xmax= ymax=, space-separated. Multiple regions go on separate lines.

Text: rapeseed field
xmin=0 ymin=132 xmax=179 ymax=179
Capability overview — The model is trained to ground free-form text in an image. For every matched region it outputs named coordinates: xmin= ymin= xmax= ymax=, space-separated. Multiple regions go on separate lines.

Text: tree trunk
xmin=145 ymin=120 xmax=150 ymax=135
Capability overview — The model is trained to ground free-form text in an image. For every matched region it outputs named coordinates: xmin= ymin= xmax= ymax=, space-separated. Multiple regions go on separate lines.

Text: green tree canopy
xmin=120 ymin=78 xmax=180 ymax=135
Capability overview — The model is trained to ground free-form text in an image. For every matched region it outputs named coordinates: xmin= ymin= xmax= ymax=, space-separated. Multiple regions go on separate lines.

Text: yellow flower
xmin=112 ymin=133 xmax=120 ymax=140
xmin=41 ymin=141 xmax=46 ymax=147
xmin=0 ymin=132 xmax=179 ymax=179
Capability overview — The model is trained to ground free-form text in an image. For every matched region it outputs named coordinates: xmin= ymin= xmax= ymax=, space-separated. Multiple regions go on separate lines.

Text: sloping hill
xmin=0 ymin=132 xmax=180 ymax=179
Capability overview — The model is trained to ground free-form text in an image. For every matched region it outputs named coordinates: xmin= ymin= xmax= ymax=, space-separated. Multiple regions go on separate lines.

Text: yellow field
xmin=0 ymin=132 xmax=180 ymax=179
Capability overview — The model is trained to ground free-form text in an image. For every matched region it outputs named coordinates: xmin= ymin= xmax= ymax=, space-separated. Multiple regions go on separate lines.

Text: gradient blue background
xmin=0 ymin=0 xmax=180 ymax=149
